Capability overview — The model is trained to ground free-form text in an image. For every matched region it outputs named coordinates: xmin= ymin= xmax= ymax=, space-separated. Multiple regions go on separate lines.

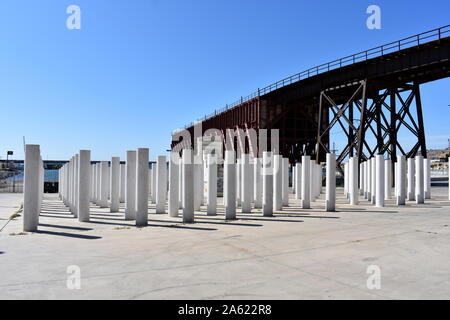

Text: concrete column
xmin=182 ymin=149 xmax=194 ymax=223
xmin=224 ymin=150 xmax=236 ymax=220
xmin=206 ymin=154 xmax=217 ymax=216
xmin=396 ymin=155 xmax=406 ymax=205
xmin=94 ymin=162 xmax=100 ymax=205
xmin=168 ymin=152 xmax=180 ymax=217
xmin=110 ymin=157 xmax=120 ymax=213
xmin=371 ymin=157 xmax=376 ymax=204
xmin=194 ymin=161 xmax=202 ymax=211
xmin=241 ymin=154 xmax=252 ymax=213
xmin=359 ymin=162 xmax=364 ymax=196
xmin=38 ymin=157 xmax=43 ymax=214
xmin=74 ymin=154 xmax=79 ymax=218
xmin=151 ymin=162 xmax=157 ymax=204
xmin=156 ymin=155 xmax=167 ymax=214
xmin=385 ymin=159 xmax=392 ymax=200
xmin=366 ymin=160 xmax=371 ymax=201
xmin=98 ymin=161 xmax=109 ymax=208
xmin=89 ymin=164 xmax=94 ymax=203
xmin=295 ymin=162 xmax=301 ymax=200
xmin=78 ymin=150 xmax=91 ymax=222
xmin=415 ymin=155 xmax=424 ymax=204
xmin=247 ymin=156 xmax=254 ymax=207
xmin=273 ymin=154 xmax=283 ymax=211
xmin=424 ymin=158 xmax=431 ymax=199
xmin=236 ymin=158 xmax=241 ymax=207
xmin=344 ymin=162 xmax=349 ymax=199
xmin=148 ymin=168 xmax=153 ymax=203
xmin=23 ymin=144 xmax=41 ymax=232
xmin=136 ymin=148 xmax=149 ymax=226
xmin=316 ymin=164 xmax=322 ymax=197
xmin=326 ymin=153 xmax=336 ymax=211
xmin=310 ymin=160 xmax=316 ymax=201
xmin=292 ymin=165 xmax=296 ymax=194
xmin=125 ymin=151 xmax=137 ymax=220
xmin=375 ymin=155 xmax=385 ymax=207
xmin=282 ymin=158 xmax=289 ymax=206
xmin=407 ymin=157 xmax=415 ymax=201
xmin=119 ymin=163 xmax=126 ymax=203
xmin=301 ymin=155 xmax=311 ymax=209
xmin=349 ymin=157 xmax=359 ymax=205
xmin=262 ymin=151 xmax=273 ymax=216
xmin=178 ymin=161 xmax=183 ymax=207
xmin=253 ymin=157 xmax=262 ymax=209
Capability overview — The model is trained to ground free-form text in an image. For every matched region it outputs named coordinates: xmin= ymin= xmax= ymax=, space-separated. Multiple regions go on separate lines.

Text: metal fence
xmin=0 ymin=169 xmax=24 ymax=193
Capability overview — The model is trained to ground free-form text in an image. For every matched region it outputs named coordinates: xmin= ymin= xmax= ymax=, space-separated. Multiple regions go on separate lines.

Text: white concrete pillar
xmin=168 ymin=152 xmax=180 ymax=217
xmin=396 ymin=155 xmax=406 ymax=205
xmin=292 ymin=165 xmax=296 ymax=194
xmin=178 ymin=160 xmax=183 ymax=208
xmin=136 ymin=148 xmax=149 ymax=226
xmin=385 ymin=159 xmax=392 ymax=200
xmin=359 ymin=162 xmax=364 ymax=196
xmin=295 ymin=163 xmax=301 ymax=200
xmin=349 ymin=157 xmax=359 ymax=205
xmin=148 ymin=168 xmax=152 ymax=200
xmin=415 ymin=155 xmax=424 ymax=204
xmin=371 ymin=157 xmax=376 ymax=204
xmin=38 ymin=157 xmax=43 ymax=214
xmin=236 ymin=158 xmax=241 ymax=207
xmin=326 ymin=153 xmax=336 ymax=212
xmin=119 ymin=163 xmax=126 ymax=203
xmin=424 ymin=158 xmax=431 ymax=199
xmin=73 ymin=154 xmax=79 ymax=218
xmin=310 ymin=160 xmax=316 ymax=202
xmin=182 ymin=149 xmax=194 ymax=223
xmin=23 ymin=144 xmax=41 ymax=232
xmin=273 ymin=154 xmax=283 ymax=211
xmin=344 ymin=162 xmax=349 ymax=199
xmin=194 ymin=161 xmax=202 ymax=211
xmin=125 ymin=151 xmax=137 ymax=220
xmin=224 ymin=150 xmax=236 ymax=220
xmin=375 ymin=155 xmax=385 ymax=207
xmin=262 ymin=151 xmax=273 ymax=216
xmin=156 ymin=155 xmax=167 ymax=214
xmin=110 ymin=157 xmax=120 ymax=213
xmin=367 ymin=160 xmax=371 ymax=200
xmin=93 ymin=162 xmax=98 ymax=204
xmin=316 ymin=164 xmax=322 ymax=197
xmin=151 ymin=162 xmax=157 ymax=204
xmin=282 ymin=158 xmax=289 ymax=206
xmin=407 ymin=157 xmax=415 ymax=201
xmin=301 ymin=155 xmax=311 ymax=209
xmin=253 ymin=157 xmax=262 ymax=209
xmin=89 ymin=164 xmax=94 ymax=203
xmin=98 ymin=161 xmax=109 ymax=208
xmin=241 ymin=154 xmax=252 ymax=213
xmin=206 ymin=154 xmax=217 ymax=216
xmin=78 ymin=150 xmax=91 ymax=222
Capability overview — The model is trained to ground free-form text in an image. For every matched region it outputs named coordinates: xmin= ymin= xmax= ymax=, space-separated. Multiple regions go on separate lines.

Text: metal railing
xmin=183 ymin=25 xmax=450 ymax=129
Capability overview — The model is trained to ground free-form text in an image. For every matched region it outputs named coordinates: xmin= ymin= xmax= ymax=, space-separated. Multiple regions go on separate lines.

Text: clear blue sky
xmin=1 ymin=0 xmax=449 ymax=161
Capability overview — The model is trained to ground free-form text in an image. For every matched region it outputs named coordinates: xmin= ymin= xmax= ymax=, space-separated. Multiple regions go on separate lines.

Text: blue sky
xmin=0 ymin=0 xmax=449 ymax=161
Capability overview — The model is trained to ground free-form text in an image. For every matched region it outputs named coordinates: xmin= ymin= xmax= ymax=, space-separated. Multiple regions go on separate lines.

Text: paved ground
xmin=0 ymin=187 xmax=449 ymax=300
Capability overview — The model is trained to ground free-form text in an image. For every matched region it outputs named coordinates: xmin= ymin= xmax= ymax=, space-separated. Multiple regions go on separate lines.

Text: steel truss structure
xmin=317 ymin=80 xmax=427 ymax=168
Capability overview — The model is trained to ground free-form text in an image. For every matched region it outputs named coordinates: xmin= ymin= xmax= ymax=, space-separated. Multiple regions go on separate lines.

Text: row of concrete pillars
xmin=341 ymin=155 xmax=431 ymax=208
xmin=22 ymin=144 xmax=445 ymax=232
